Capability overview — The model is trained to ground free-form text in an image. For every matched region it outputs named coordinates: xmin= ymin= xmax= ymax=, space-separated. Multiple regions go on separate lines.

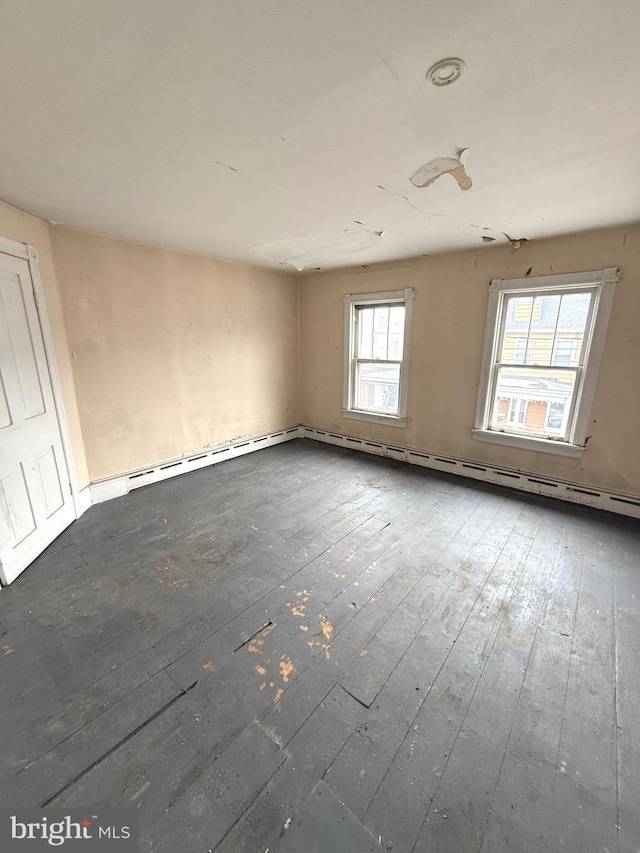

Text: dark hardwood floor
xmin=1 ymin=439 xmax=638 ymax=852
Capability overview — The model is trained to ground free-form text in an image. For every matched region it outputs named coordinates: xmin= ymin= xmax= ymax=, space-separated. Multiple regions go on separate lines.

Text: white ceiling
xmin=1 ymin=0 xmax=639 ymax=271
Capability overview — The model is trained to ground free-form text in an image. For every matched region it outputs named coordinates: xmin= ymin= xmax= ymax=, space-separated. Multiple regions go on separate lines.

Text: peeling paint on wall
xmin=503 ymin=232 xmax=529 ymax=252
xmin=410 ymin=154 xmax=472 ymax=191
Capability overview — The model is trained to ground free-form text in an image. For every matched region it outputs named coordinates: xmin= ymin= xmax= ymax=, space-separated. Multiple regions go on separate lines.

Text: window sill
xmin=471 ymin=429 xmax=585 ymax=458
xmin=343 ymin=409 xmax=407 ymax=428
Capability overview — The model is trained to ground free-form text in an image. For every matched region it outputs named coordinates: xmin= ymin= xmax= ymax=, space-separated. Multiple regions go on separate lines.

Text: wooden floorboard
xmin=0 ymin=439 xmax=638 ymax=853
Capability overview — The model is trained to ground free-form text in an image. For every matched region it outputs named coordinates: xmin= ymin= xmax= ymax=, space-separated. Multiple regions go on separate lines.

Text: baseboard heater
xmin=87 ymin=424 xmax=640 ymax=520
xmin=89 ymin=426 xmax=300 ymax=505
xmin=300 ymin=425 xmax=640 ymax=520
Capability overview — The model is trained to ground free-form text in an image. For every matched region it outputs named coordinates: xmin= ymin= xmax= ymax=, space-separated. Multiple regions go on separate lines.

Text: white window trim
xmin=343 ymin=288 xmax=414 ymax=427
xmin=473 ymin=268 xmax=618 ymax=456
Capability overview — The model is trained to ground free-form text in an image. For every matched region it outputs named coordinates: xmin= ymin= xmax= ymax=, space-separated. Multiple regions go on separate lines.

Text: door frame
xmin=0 ymin=234 xmax=81 ymax=519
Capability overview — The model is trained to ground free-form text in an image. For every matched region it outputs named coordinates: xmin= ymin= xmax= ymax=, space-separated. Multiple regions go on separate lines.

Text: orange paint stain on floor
xmin=299 ymin=625 xmax=309 ymax=632
xmin=201 ymin=661 xmax=215 ymax=672
xmin=248 ymin=622 xmax=276 ymax=654
xmin=280 ymin=658 xmax=295 ymax=682
xmin=291 ymin=605 xmax=305 ymax=617
xmin=273 ymin=688 xmax=284 ymax=704
xmin=320 ymin=617 xmax=334 ymax=640
xmin=255 ymin=664 xmax=267 ymax=676
xmin=307 ymin=639 xmax=330 ymax=659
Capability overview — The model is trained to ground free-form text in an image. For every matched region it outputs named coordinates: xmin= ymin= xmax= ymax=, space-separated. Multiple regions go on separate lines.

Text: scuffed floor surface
xmin=1 ymin=439 xmax=639 ymax=852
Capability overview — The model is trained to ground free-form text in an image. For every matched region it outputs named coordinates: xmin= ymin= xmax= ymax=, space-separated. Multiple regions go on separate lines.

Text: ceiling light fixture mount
xmin=427 ymin=58 xmax=465 ymax=87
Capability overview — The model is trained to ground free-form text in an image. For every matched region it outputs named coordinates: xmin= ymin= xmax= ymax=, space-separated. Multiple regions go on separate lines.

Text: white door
xmin=0 ymin=249 xmax=75 ymax=585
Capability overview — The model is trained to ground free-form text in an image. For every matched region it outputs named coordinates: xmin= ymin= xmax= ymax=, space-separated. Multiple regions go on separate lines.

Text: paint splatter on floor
xmin=280 ymin=658 xmax=295 ymax=682
xmin=321 ymin=618 xmax=334 ymax=641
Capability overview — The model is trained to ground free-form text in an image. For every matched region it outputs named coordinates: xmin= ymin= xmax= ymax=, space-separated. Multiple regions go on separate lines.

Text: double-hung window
xmin=473 ymin=269 xmax=618 ymax=456
xmin=343 ymin=289 xmax=414 ymax=426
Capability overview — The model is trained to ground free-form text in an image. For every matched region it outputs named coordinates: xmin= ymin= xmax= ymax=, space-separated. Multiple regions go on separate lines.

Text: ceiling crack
xmin=379 ymin=54 xmax=406 ymax=88
xmin=376 ymin=185 xmax=451 ymax=218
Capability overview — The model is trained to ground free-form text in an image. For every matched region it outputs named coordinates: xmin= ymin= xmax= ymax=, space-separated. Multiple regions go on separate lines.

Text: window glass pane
xmin=501 ymin=335 xmax=527 ymax=364
xmin=507 ymin=397 xmax=528 ymax=426
xmin=506 ymin=296 xmax=534 ymax=327
xmin=502 ymin=294 xmax=561 ymax=365
xmin=552 ymin=339 xmax=575 ymax=366
xmin=355 ymin=362 xmax=400 ymax=415
xmin=388 ymin=306 xmax=405 ymax=359
xmin=489 ymin=366 xmax=576 ymax=440
xmin=372 ymin=307 xmax=390 ymax=359
xmin=501 ymin=297 xmax=532 ymax=362
xmin=356 ymin=304 xmax=405 ymax=362
xmin=356 ymin=307 xmax=374 ymax=359
xmin=528 ymin=294 xmax=560 ymax=365
xmin=552 ymin=292 xmax=591 ymax=365
xmin=545 ymin=401 xmax=566 ymax=434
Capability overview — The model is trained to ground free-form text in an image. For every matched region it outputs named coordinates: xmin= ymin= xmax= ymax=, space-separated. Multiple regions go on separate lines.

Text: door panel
xmin=1 ymin=464 xmax=36 ymax=544
xmin=37 ymin=446 xmax=64 ymax=517
xmin=0 ymin=250 xmax=75 ymax=584
xmin=0 ymin=270 xmax=46 ymax=418
xmin=0 ymin=377 xmax=11 ymax=428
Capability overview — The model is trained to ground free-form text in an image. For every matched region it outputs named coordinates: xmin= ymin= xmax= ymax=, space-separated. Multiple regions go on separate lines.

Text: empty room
xmin=0 ymin=1 xmax=639 ymax=851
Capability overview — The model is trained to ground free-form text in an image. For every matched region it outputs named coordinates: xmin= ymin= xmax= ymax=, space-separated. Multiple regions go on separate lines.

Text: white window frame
xmin=343 ymin=288 xmax=414 ymax=427
xmin=473 ymin=268 xmax=618 ymax=457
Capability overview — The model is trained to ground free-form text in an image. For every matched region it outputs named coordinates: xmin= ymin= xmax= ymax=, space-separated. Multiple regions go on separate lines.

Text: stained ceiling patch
xmin=256 ymin=225 xmax=384 ymax=271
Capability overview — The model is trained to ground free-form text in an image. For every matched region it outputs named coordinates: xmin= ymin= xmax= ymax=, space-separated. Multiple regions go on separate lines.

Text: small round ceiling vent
xmin=427 ymin=58 xmax=465 ymax=87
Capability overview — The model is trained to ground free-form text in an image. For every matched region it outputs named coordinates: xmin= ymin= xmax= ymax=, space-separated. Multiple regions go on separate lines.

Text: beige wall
xmin=51 ymin=227 xmax=299 ymax=482
xmin=0 ymin=202 xmax=90 ymax=489
xmin=4 ymin=203 xmax=637 ymax=498
xmin=300 ymin=225 xmax=640 ymax=497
